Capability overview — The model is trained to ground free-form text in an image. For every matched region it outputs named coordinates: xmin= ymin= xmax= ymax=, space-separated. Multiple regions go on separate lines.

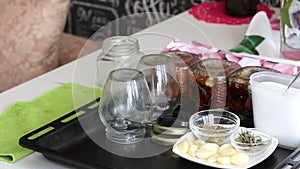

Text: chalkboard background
xmin=64 ymin=0 xmax=209 ymax=40
xmin=64 ymin=0 xmax=279 ymax=40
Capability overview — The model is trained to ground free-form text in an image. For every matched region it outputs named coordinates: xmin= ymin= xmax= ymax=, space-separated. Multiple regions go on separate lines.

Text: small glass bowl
xmin=189 ymin=109 xmax=240 ymax=144
xmin=231 ymin=128 xmax=272 ymax=155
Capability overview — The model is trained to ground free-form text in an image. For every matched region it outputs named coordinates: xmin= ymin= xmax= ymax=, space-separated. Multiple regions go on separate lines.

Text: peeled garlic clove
xmin=184 ymin=138 xmax=194 ymax=147
xmin=194 ymin=139 xmax=206 ymax=147
xmin=219 ymin=143 xmax=233 ymax=152
xmin=217 ymin=156 xmax=231 ymax=165
xmin=206 ymin=153 xmax=220 ymax=163
xmin=188 ymin=145 xmax=198 ymax=157
xmin=231 ymin=152 xmax=250 ymax=166
xmin=200 ymin=143 xmax=219 ymax=153
xmin=218 ymin=147 xmax=238 ymax=157
xmin=177 ymin=140 xmax=189 ymax=154
xmin=195 ymin=149 xmax=215 ymax=159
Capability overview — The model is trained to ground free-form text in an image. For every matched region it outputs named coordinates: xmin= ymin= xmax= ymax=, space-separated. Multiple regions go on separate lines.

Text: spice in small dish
xmin=197 ymin=124 xmax=231 ymax=143
xmin=235 ymin=129 xmax=262 ymax=145
xmin=198 ymin=124 xmax=227 ymax=131
xmin=189 ymin=110 xmax=240 ymax=144
xmin=198 ymin=124 xmax=230 ymax=143
xmin=231 ymin=128 xmax=272 ymax=155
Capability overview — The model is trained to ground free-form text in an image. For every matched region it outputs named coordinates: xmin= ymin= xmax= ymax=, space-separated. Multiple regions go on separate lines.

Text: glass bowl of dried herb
xmin=189 ymin=109 xmax=240 ymax=144
xmin=231 ymin=128 xmax=272 ymax=155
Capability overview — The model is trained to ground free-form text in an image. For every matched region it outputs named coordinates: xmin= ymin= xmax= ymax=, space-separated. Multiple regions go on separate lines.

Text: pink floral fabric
xmin=165 ymin=39 xmax=300 ymax=75
xmin=0 ymin=0 xmax=70 ymax=92
xmin=189 ymin=1 xmax=275 ymax=25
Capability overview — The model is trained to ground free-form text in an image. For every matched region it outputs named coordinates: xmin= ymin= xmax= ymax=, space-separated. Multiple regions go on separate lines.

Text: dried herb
xmin=198 ymin=124 xmax=230 ymax=143
xmin=235 ymin=129 xmax=262 ymax=145
xmin=199 ymin=124 xmax=227 ymax=131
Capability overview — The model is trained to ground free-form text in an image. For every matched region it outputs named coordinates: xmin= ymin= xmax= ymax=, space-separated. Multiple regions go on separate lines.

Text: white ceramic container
xmin=250 ymin=72 xmax=300 ymax=149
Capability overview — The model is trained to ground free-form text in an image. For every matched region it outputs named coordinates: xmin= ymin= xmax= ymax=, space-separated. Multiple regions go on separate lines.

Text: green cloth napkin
xmin=0 ymin=82 xmax=101 ymax=163
xmin=229 ymin=12 xmax=277 ymax=58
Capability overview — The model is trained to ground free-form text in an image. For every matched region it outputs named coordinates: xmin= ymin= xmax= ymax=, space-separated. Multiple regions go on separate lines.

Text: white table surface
xmin=0 ymin=10 xmax=297 ymax=169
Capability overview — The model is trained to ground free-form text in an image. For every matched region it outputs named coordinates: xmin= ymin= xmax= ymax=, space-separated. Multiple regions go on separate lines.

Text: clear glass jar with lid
xmin=97 ymin=36 xmax=144 ymax=88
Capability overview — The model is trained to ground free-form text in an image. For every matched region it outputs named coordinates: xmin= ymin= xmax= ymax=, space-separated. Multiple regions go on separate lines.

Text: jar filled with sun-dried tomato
xmin=161 ymin=51 xmax=200 ymax=98
xmin=160 ymin=51 xmax=201 ymax=122
xmin=228 ymin=66 xmax=278 ymax=127
xmin=160 ymin=51 xmax=200 ymax=67
xmin=191 ymin=58 xmax=241 ymax=110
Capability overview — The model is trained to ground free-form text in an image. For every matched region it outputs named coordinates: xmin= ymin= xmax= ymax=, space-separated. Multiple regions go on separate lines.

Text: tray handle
xmin=19 ymin=98 xmax=100 ymax=150
xmin=275 ymin=146 xmax=300 ymax=169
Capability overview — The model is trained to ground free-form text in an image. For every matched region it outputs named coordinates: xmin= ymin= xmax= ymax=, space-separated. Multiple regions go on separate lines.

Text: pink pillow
xmin=0 ymin=0 xmax=70 ymax=92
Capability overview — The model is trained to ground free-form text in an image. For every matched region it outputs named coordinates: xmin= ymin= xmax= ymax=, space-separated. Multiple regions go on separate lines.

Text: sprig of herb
xmin=235 ymin=129 xmax=262 ymax=146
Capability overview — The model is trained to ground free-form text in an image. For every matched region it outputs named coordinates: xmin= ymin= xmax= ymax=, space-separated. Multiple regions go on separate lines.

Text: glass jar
xmin=160 ymin=51 xmax=199 ymax=101
xmin=228 ymin=66 xmax=278 ymax=127
xmin=97 ymin=36 xmax=144 ymax=88
xmin=160 ymin=51 xmax=200 ymax=122
xmin=280 ymin=0 xmax=300 ymax=60
xmin=191 ymin=59 xmax=241 ymax=110
xmin=160 ymin=51 xmax=200 ymax=67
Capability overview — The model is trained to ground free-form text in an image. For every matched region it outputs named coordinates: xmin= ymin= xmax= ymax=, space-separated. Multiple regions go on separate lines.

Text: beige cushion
xmin=0 ymin=0 xmax=70 ymax=92
xmin=58 ymin=33 xmax=102 ymax=66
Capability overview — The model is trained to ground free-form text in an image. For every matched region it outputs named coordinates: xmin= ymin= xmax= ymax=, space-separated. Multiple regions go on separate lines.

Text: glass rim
xmin=102 ymin=36 xmax=140 ymax=55
xmin=250 ymin=71 xmax=300 ymax=93
xmin=139 ymin=54 xmax=173 ymax=66
xmin=109 ymin=68 xmax=145 ymax=82
xmin=189 ymin=109 xmax=240 ymax=132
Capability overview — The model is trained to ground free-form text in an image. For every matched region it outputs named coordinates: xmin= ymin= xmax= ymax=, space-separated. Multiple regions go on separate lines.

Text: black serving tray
xmin=19 ymin=98 xmax=293 ymax=169
xmin=276 ymin=145 xmax=300 ymax=169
